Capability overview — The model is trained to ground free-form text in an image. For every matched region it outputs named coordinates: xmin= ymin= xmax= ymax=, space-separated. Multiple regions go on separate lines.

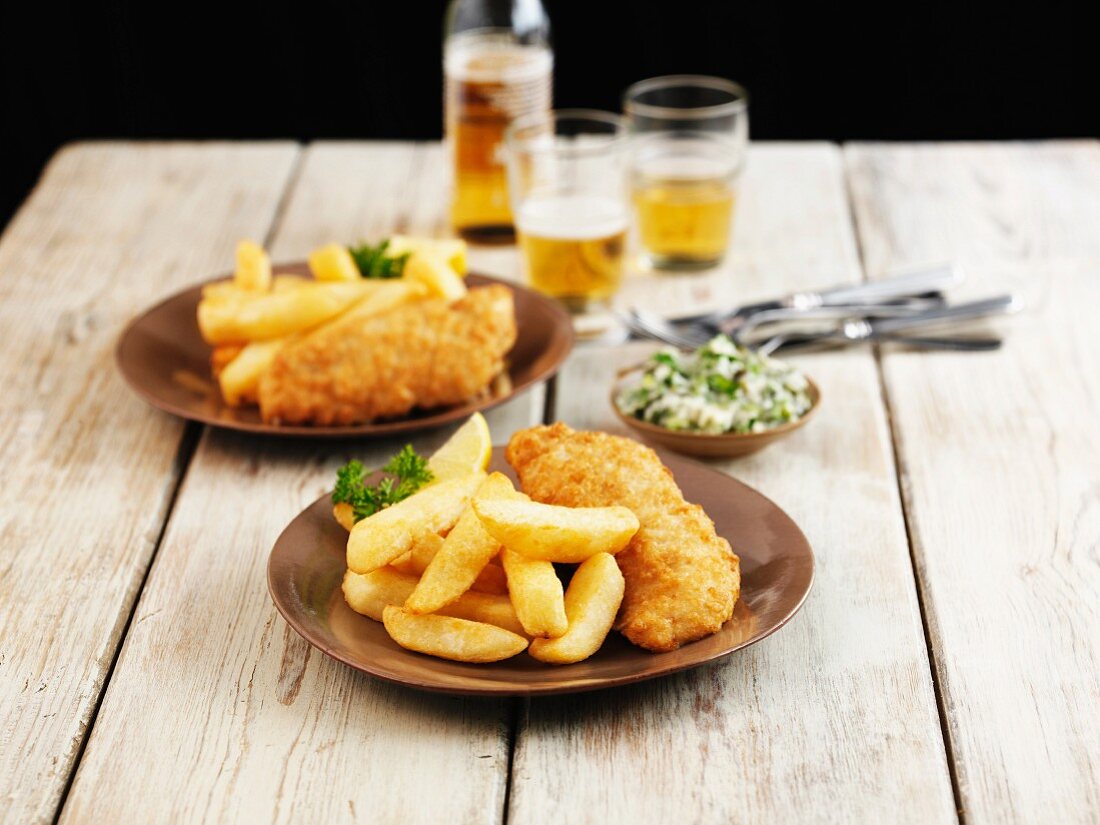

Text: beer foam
xmin=445 ymin=37 xmax=552 ymax=83
xmin=517 ymin=195 xmax=628 ymax=240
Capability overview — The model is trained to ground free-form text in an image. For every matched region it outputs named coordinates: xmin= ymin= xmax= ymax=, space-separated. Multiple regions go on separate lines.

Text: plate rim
xmin=267 ymin=447 xmax=815 ymax=696
xmin=115 ymin=266 xmax=575 ymax=438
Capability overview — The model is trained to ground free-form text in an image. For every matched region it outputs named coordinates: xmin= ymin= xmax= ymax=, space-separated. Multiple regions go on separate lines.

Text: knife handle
xmin=816 ymin=264 xmax=963 ymax=306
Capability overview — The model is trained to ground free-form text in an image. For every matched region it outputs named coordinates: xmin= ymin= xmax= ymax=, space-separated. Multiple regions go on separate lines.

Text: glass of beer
xmin=505 ymin=110 xmax=628 ymax=312
xmin=624 ymin=75 xmax=749 ymax=270
xmin=444 ymin=26 xmax=552 ymax=243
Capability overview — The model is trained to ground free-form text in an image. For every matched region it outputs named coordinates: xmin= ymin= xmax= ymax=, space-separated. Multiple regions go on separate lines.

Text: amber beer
xmin=516 ymin=194 xmax=627 ymax=311
xmin=632 ymin=155 xmax=737 ymax=269
xmin=445 ymin=34 xmax=552 ymax=242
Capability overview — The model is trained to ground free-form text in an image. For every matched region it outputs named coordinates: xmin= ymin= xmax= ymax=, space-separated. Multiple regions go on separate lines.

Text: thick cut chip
xmin=342 ymin=568 xmax=418 ymax=620
xmin=405 ymin=473 xmax=515 ymax=614
xmin=472 ymin=499 xmax=640 ymax=563
xmin=500 ymin=547 xmax=567 ymax=639
xmin=390 ymin=530 xmax=507 ymax=595
xmin=403 ymin=251 xmax=467 ymax=302
xmin=382 ymin=606 xmax=527 ymax=663
xmin=309 ymin=243 xmax=361 ymax=282
xmin=235 ymin=239 xmax=272 ymax=291
xmin=218 ymin=337 xmax=287 ymax=406
xmin=197 ymin=280 xmax=375 ymax=344
xmin=343 ymin=568 xmax=523 ymax=635
xmin=333 ymin=502 xmax=356 ymax=532
xmin=389 ymin=531 xmax=446 ymax=576
xmin=433 ymin=589 xmax=527 ymax=637
xmin=346 ymin=472 xmax=485 ymax=573
xmin=529 ymin=553 xmax=625 ymax=664
xmin=387 ymin=235 xmax=468 ymax=275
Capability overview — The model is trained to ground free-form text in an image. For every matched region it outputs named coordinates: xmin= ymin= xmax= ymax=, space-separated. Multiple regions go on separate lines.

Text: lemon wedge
xmin=404 ymin=251 xmax=467 ymax=302
xmin=388 ymin=236 xmax=467 ymax=276
xmin=309 ymin=243 xmax=361 ymax=282
xmin=428 ymin=413 xmax=492 ymax=483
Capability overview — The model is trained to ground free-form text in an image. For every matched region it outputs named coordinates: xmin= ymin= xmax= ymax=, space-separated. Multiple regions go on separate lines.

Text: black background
xmin=2 ymin=0 xmax=1095 ymax=229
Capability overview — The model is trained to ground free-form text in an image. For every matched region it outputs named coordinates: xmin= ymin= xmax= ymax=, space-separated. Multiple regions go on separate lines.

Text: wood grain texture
xmin=508 ymin=145 xmax=958 ymax=824
xmin=845 ymin=141 xmax=1100 ymax=823
xmin=60 ymin=142 xmax=542 ymax=823
xmin=0 ymin=142 xmax=298 ymax=824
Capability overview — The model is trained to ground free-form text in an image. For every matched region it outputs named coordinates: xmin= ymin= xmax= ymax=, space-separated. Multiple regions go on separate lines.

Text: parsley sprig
xmin=332 ymin=445 xmax=434 ymax=523
xmin=347 ymin=239 xmax=410 ymax=279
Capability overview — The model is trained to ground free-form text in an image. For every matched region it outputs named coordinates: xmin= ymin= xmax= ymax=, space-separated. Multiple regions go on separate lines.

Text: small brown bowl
xmin=610 ymin=369 xmax=821 ymax=458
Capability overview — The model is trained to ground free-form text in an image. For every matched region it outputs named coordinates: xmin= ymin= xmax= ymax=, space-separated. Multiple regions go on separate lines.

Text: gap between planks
xmin=841 ymin=162 xmax=966 ymax=823
xmin=49 ymin=143 xmax=307 ymax=824
xmin=498 ymin=371 xmax=562 ymax=825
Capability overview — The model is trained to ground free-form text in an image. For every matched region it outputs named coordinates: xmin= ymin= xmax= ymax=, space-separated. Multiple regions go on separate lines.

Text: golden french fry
xmin=472 ymin=499 xmax=640 ymax=563
xmin=433 ymin=590 xmax=527 ymax=637
xmin=209 ymin=344 xmax=243 ymax=379
xmin=309 ymin=243 xmax=361 ymax=282
xmin=389 ymin=531 xmax=445 ymax=576
xmin=529 ymin=553 xmax=625 ymax=664
xmin=387 ymin=235 xmax=468 ymax=276
xmin=333 ymin=502 xmax=356 ymax=532
xmin=272 ymin=274 xmax=309 ymax=292
xmin=403 ymin=251 xmax=467 ymax=302
xmin=202 ymin=280 xmax=245 ymax=303
xmin=203 ymin=275 xmax=305 ymax=306
xmin=471 ymin=563 xmax=508 ymax=596
xmin=218 ymin=337 xmax=287 ymax=406
xmin=388 ymin=530 xmax=506 ymax=595
xmin=405 ymin=473 xmax=517 ymax=615
xmin=500 ymin=547 xmax=567 ymax=638
xmin=346 ymin=472 xmax=485 ymax=574
xmin=343 ymin=568 xmax=524 ymax=636
xmin=382 ymin=606 xmax=527 ymax=663
xmin=235 ymin=239 xmax=272 ymax=291
xmin=342 ymin=567 xmax=417 ymax=620
xmin=196 ymin=280 xmax=375 ymax=345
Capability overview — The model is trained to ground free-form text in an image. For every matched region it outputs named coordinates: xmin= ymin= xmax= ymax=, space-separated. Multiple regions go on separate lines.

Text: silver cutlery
xmin=752 ymin=295 xmax=1021 ymax=354
xmin=637 ymin=263 xmax=964 ymax=343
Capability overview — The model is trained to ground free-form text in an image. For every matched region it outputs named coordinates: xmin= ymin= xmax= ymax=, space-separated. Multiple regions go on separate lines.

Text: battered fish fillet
xmin=259 ymin=285 xmax=516 ymax=426
xmin=506 ymin=423 xmax=740 ymax=652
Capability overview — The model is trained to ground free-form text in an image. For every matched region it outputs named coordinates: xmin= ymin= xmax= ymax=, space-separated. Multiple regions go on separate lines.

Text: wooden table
xmin=1 ymin=141 xmax=1097 ymax=824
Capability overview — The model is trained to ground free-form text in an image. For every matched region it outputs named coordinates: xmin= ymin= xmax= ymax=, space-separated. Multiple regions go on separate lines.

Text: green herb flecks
xmin=616 ymin=335 xmax=813 ymax=435
xmin=332 ymin=445 xmax=434 ymax=523
xmin=347 ymin=239 xmax=411 ymax=279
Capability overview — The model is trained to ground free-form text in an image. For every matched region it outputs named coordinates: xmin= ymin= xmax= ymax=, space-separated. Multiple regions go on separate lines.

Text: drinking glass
xmin=505 ymin=109 xmax=628 ymax=312
xmin=624 ymin=75 xmax=749 ymax=270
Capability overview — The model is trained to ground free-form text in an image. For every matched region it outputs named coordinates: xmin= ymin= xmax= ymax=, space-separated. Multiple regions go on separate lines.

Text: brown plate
xmin=116 ymin=266 xmax=574 ymax=437
xmin=611 ymin=367 xmax=821 ymax=458
xmin=267 ymin=446 xmax=814 ymax=696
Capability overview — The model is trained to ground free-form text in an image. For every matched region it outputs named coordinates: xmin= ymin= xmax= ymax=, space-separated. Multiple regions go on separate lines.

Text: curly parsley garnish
xmin=347 ymin=239 xmax=410 ymax=279
xmin=332 ymin=445 xmax=434 ymax=523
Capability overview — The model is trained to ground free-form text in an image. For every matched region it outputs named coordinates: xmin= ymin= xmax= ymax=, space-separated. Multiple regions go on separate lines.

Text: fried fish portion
xmin=506 ymin=422 xmax=740 ymax=652
xmin=258 ymin=285 xmax=516 ymax=426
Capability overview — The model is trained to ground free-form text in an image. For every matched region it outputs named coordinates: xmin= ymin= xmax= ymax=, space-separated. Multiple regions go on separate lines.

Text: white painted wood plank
xmin=845 ymin=141 xmax=1100 ymax=824
xmin=508 ymin=144 xmax=957 ymax=824
xmin=61 ymin=142 xmax=542 ymax=823
xmin=0 ymin=142 xmax=299 ymax=824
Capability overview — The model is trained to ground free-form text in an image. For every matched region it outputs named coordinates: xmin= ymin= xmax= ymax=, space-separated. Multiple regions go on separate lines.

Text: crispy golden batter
xmin=506 ymin=423 xmax=740 ymax=652
xmin=258 ymin=285 xmax=515 ymax=426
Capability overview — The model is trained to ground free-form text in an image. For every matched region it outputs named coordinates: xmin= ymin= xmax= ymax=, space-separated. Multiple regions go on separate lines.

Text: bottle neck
xmin=445 ymin=0 xmax=550 ymax=46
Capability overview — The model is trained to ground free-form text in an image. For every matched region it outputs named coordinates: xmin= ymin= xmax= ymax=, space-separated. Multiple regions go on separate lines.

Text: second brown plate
xmin=268 ymin=447 xmax=814 ymax=696
xmin=116 ymin=266 xmax=574 ymax=438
